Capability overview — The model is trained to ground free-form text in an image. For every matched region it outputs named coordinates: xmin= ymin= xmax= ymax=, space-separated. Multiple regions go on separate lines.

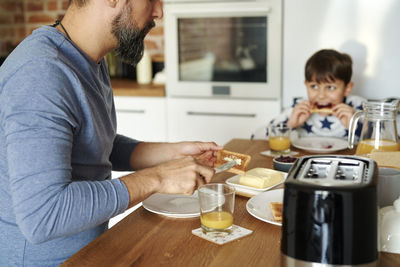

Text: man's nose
xmin=153 ymin=0 xmax=163 ymax=19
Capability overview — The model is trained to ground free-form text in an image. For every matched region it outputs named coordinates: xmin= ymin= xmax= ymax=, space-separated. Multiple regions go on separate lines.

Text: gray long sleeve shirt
xmin=0 ymin=26 xmax=138 ymax=266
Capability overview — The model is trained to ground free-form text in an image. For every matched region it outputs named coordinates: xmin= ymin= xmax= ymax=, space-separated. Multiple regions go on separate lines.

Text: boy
xmin=265 ymin=49 xmax=365 ymax=139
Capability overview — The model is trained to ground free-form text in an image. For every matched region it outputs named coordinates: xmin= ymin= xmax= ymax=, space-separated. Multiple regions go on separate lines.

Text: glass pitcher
xmin=348 ymin=99 xmax=400 ymax=155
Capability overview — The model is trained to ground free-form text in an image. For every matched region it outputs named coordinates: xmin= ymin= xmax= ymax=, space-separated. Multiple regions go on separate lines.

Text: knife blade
xmin=214 ymin=160 xmax=237 ymax=174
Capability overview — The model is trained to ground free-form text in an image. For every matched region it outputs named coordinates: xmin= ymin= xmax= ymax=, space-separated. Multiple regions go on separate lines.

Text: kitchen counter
xmin=111 ymin=79 xmax=165 ymax=97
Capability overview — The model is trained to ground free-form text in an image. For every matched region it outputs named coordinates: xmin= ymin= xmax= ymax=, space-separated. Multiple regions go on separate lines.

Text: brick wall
xmin=0 ymin=0 xmax=25 ymax=57
xmin=0 ymin=0 xmax=164 ymax=58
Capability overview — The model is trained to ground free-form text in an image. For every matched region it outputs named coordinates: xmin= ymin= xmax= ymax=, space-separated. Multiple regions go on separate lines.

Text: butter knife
xmin=214 ymin=160 xmax=237 ymax=174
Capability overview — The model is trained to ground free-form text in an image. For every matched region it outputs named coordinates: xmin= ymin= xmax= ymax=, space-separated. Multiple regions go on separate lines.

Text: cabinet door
xmin=114 ymin=96 xmax=167 ymax=142
xmin=167 ymin=98 xmax=280 ymax=145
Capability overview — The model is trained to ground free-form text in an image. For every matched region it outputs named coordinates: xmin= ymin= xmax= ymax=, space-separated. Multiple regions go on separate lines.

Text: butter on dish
xmin=239 ymin=168 xmax=284 ymax=189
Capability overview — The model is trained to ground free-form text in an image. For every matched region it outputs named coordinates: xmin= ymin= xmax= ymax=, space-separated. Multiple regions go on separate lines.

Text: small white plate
xmin=142 ymin=192 xmax=200 ymax=218
xmin=260 ymin=150 xmax=299 ymax=157
xmin=246 ymin=188 xmax=284 ymax=226
xmin=226 ymin=171 xmax=286 ymax=197
xmin=291 ymin=136 xmax=348 ymax=153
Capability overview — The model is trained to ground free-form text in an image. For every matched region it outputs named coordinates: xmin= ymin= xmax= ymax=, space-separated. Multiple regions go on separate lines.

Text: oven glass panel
xmin=178 ymin=16 xmax=267 ymax=82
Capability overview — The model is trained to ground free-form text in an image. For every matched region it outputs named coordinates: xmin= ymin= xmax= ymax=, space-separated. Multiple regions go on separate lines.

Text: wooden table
xmin=62 ymin=139 xmax=400 ymax=266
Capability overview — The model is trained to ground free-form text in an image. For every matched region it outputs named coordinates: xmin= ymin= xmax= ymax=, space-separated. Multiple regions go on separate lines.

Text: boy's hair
xmin=305 ymin=49 xmax=353 ymax=85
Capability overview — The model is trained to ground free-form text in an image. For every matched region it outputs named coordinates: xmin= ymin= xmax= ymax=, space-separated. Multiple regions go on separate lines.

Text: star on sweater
xmin=356 ymin=104 xmax=363 ymax=110
xmin=303 ymin=122 xmax=313 ymax=133
xmin=320 ymin=118 xmax=334 ymax=129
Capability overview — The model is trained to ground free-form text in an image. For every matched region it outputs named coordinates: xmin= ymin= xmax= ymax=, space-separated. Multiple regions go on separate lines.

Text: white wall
xmin=282 ymin=0 xmax=400 ymax=107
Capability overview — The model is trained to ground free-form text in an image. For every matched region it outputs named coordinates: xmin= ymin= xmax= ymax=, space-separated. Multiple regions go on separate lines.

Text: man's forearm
xmin=120 ymin=169 xmax=160 ymax=208
xmin=128 ymin=142 xmax=179 ymax=170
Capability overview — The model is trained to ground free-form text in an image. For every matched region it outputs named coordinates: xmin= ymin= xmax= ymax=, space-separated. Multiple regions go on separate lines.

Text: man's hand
xmin=121 ymin=141 xmax=222 ymax=208
xmin=120 ymin=156 xmax=215 ymax=208
xmin=332 ymin=103 xmax=355 ymax=128
xmin=151 ymin=156 xmax=215 ymax=195
xmin=175 ymin=141 xmax=222 ymax=167
xmin=287 ymin=101 xmax=312 ymax=128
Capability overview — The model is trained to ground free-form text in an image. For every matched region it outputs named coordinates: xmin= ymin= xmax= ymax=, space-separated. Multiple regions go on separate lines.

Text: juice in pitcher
xmin=356 ymin=139 xmax=400 ymax=155
xmin=348 ymin=100 xmax=400 ymax=154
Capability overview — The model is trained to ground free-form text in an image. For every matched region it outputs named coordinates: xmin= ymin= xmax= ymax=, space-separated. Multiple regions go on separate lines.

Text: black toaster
xmin=281 ymin=155 xmax=378 ymax=266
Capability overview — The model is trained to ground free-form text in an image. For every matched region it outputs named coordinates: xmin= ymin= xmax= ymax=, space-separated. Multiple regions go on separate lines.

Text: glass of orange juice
xmin=198 ymin=183 xmax=235 ymax=236
xmin=268 ymin=124 xmax=291 ymax=154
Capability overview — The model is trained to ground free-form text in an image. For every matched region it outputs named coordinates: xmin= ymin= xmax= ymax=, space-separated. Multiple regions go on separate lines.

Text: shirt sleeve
xmin=1 ymin=62 xmax=129 ymax=244
xmin=110 ymin=134 xmax=141 ymax=171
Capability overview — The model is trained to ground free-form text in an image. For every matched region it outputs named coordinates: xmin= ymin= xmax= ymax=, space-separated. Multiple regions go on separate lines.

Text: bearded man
xmin=0 ymin=0 xmax=220 ymax=265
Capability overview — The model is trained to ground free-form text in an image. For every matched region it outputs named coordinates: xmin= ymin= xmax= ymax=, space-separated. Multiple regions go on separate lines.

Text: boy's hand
xmin=287 ymin=101 xmax=312 ymax=128
xmin=332 ymin=103 xmax=355 ymax=128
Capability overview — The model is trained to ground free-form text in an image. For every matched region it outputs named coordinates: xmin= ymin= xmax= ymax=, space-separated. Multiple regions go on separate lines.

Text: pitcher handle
xmin=348 ymin=110 xmax=363 ymax=149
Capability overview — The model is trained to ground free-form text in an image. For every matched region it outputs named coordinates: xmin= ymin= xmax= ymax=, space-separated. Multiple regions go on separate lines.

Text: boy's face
xmin=305 ymin=77 xmax=353 ymax=110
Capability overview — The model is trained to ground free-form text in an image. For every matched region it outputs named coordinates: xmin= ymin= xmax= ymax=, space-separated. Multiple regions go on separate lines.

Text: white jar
xmin=136 ymin=50 xmax=152 ymax=84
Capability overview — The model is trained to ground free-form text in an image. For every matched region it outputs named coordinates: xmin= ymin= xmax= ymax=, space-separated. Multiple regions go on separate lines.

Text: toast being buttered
xmin=215 ymin=149 xmax=251 ymax=175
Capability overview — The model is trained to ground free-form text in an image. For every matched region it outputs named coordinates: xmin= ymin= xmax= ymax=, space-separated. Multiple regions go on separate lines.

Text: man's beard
xmin=111 ymin=6 xmax=155 ymax=66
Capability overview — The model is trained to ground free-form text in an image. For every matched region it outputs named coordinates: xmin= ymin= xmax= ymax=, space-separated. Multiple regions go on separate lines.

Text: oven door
xmin=164 ymin=0 xmax=282 ymax=99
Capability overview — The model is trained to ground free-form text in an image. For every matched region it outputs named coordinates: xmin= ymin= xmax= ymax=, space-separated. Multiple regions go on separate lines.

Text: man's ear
xmin=344 ymin=81 xmax=354 ymax=97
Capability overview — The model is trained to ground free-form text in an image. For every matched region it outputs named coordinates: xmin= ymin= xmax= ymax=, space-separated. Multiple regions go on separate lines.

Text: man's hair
xmin=305 ymin=49 xmax=353 ymax=85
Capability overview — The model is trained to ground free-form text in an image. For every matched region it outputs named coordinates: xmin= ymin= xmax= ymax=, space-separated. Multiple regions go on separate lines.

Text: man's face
xmin=111 ymin=2 xmax=155 ymax=66
xmin=305 ymin=77 xmax=352 ymax=110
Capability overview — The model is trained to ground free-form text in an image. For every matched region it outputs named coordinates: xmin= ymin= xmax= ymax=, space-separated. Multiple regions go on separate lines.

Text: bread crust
xmin=311 ymin=108 xmax=333 ymax=114
xmin=216 ymin=149 xmax=251 ymax=174
xmin=269 ymin=202 xmax=283 ymax=222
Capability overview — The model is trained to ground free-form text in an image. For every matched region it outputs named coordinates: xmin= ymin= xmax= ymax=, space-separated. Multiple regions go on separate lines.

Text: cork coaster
xmin=192 ymin=225 xmax=253 ymax=245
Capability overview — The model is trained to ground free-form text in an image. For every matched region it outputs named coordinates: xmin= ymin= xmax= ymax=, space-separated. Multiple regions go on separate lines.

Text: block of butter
xmin=239 ymin=168 xmax=284 ymax=189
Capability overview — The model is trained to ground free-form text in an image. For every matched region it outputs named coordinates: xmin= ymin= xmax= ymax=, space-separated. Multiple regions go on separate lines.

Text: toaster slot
xmin=297 ymin=157 xmax=366 ymax=187
xmin=304 ymin=160 xmax=331 ymax=179
xmin=335 ymin=161 xmax=363 ymax=181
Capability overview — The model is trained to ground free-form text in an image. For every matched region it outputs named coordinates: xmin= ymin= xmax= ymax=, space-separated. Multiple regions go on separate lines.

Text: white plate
xmin=142 ymin=192 xmax=200 ymax=218
xmin=291 ymin=136 xmax=348 ymax=153
xmin=260 ymin=150 xmax=299 ymax=157
xmin=226 ymin=171 xmax=286 ymax=197
xmin=246 ymin=188 xmax=284 ymax=226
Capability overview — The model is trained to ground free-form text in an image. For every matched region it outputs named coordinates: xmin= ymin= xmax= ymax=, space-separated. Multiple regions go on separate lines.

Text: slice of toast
xmin=269 ymin=202 xmax=283 ymax=222
xmin=311 ymin=108 xmax=333 ymax=114
xmin=215 ymin=149 xmax=251 ymax=175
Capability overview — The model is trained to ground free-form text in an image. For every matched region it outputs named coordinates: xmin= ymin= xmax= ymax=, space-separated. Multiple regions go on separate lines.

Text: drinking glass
xmin=268 ymin=124 xmax=291 ymax=154
xmin=198 ymin=183 xmax=235 ymax=235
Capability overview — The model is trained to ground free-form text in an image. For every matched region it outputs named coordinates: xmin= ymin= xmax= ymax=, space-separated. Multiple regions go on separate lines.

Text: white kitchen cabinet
xmin=114 ymin=96 xmax=167 ymax=142
xmin=167 ymin=98 xmax=281 ymax=145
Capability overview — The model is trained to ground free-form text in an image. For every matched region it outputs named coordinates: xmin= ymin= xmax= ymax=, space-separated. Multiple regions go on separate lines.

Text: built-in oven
xmin=164 ymin=0 xmax=282 ymax=99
